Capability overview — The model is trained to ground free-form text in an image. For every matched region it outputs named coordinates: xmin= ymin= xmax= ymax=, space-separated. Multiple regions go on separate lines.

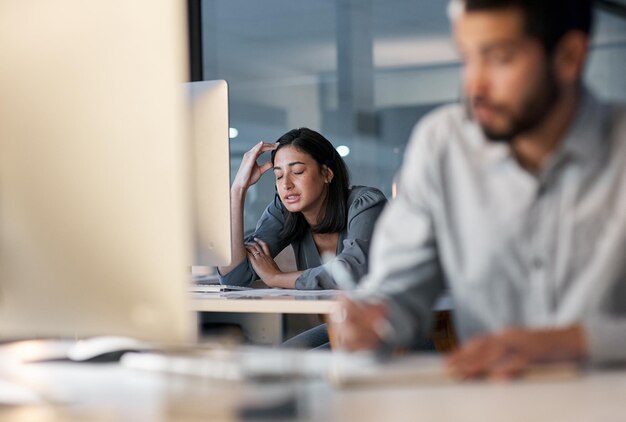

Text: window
xmin=200 ymin=0 xmax=626 ymax=231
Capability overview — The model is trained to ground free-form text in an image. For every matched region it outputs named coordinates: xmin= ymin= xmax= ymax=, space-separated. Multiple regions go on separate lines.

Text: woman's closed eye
xmin=290 ymin=165 xmax=306 ymax=175
xmin=274 ymin=170 xmax=304 ymax=180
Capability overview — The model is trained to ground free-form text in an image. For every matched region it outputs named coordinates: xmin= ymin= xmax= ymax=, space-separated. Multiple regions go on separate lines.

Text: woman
xmin=218 ymin=127 xmax=386 ymax=291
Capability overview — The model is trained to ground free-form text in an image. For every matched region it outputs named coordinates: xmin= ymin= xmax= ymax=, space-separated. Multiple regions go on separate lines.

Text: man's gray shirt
xmin=360 ymin=91 xmax=626 ymax=364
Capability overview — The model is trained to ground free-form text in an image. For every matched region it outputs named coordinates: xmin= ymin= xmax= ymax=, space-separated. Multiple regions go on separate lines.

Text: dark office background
xmin=188 ymin=0 xmax=626 ymax=232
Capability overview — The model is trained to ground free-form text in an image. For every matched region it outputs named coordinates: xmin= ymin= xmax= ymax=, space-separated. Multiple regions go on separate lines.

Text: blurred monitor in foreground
xmin=0 ymin=1 xmax=195 ymax=343
xmin=186 ymin=80 xmax=232 ymax=269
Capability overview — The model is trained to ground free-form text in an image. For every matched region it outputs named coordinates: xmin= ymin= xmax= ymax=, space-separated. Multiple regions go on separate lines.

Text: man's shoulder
xmin=606 ymin=104 xmax=626 ymax=159
xmin=406 ymin=102 xmax=476 ymax=154
xmin=584 ymin=89 xmax=626 ymax=136
xmin=412 ymin=103 xmax=469 ymax=138
xmin=420 ymin=102 xmax=466 ymax=126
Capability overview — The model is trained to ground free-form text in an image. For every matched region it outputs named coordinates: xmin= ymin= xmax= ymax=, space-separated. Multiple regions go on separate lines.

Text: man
xmin=333 ymin=0 xmax=626 ymax=379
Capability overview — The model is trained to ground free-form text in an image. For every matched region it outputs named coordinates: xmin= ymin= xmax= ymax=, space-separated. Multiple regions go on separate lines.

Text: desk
xmin=332 ymin=365 xmax=626 ymax=422
xmin=2 ymin=346 xmax=625 ymax=422
xmin=189 ymin=289 xmax=340 ymax=314
xmin=190 ymin=290 xmax=456 ymax=349
xmin=190 ymin=289 xmax=340 ymax=345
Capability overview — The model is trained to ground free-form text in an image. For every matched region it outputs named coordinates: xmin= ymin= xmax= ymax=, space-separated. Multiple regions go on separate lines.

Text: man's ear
xmin=553 ymin=31 xmax=589 ymax=86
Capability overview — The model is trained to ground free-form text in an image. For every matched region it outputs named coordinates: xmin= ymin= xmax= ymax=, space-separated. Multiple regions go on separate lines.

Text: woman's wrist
xmin=231 ymin=185 xmax=247 ymax=201
xmin=267 ymin=271 xmax=297 ymax=289
xmin=266 ymin=270 xmax=283 ymax=287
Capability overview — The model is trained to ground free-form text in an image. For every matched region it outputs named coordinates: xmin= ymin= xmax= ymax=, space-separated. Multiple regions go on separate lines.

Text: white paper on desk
xmin=219 ymin=288 xmax=341 ymax=299
xmin=121 ymin=347 xmax=336 ymax=381
xmin=328 ymin=353 xmax=449 ymax=388
xmin=0 ymin=380 xmax=45 ymax=405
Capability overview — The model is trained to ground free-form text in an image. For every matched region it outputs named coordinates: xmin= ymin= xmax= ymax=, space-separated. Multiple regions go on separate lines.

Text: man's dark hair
xmin=271 ymin=127 xmax=350 ymax=244
xmin=464 ymin=0 xmax=594 ymax=53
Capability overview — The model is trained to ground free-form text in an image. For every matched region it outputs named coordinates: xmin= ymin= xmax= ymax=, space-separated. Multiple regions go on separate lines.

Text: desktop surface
xmin=190 ymin=289 xmax=341 ymax=314
xmin=2 ymin=347 xmax=626 ymax=422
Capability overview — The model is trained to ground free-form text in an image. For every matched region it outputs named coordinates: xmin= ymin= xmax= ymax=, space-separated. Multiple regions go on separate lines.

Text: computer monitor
xmin=186 ymin=80 xmax=232 ymax=268
xmin=0 ymin=1 xmax=195 ymax=343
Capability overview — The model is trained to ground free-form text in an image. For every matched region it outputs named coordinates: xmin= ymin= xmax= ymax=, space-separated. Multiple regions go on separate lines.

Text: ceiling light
xmin=336 ymin=145 xmax=350 ymax=157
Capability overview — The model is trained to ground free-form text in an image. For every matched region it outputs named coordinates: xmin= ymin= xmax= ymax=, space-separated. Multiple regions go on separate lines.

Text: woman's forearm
xmin=219 ymin=141 xmax=277 ymax=277
xmin=217 ymin=186 xmax=247 ymax=275
xmin=266 ymin=271 xmax=302 ymax=289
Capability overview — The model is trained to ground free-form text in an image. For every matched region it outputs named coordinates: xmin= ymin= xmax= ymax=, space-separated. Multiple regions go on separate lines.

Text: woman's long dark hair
xmin=271 ymin=128 xmax=350 ymax=244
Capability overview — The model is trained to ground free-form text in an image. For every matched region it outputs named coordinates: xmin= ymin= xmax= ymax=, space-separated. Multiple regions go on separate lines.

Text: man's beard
xmin=467 ymin=70 xmax=560 ymax=143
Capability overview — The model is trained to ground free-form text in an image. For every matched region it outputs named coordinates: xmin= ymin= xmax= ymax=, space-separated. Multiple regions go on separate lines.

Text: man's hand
xmin=330 ymin=296 xmax=390 ymax=351
xmin=445 ymin=326 xmax=587 ymax=380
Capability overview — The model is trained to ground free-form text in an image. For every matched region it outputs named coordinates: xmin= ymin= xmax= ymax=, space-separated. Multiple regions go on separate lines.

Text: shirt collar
xmin=557 ymin=87 xmax=608 ymax=161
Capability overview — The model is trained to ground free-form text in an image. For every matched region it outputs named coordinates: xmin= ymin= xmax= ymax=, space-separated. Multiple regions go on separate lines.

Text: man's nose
xmin=464 ymin=61 xmax=488 ymax=99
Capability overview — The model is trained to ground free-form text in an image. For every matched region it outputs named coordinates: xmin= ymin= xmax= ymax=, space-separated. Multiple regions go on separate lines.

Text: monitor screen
xmin=0 ymin=1 xmax=195 ymax=343
xmin=186 ymin=80 xmax=232 ymax=268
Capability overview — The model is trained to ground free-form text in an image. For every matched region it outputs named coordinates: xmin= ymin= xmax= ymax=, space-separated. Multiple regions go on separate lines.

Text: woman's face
xmin=272 ymin=145 xmax=332 ymax=223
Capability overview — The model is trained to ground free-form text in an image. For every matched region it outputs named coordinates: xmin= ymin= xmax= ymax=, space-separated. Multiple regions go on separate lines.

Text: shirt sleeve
xmin=583 ymin=275 xmax=626 ymax=365
xmin=218 ymin=195 xmax=290 ymax=287
xmin=584 ymin=316 xmax=626 ymax=365
xmin=356 ymin=118 xmax=447 ymax=346
xmin=294 ymin=188 xmax=387 ymax=290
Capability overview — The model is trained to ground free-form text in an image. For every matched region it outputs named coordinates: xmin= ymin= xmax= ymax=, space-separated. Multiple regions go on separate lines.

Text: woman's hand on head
xmin=246 ymin=238 xmax=282 ymax=286
xmin=232 ymin=141 xmax=277 ymax=192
